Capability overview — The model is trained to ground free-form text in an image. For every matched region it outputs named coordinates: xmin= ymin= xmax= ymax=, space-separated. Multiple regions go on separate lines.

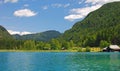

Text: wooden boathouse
xmin=103 ymin=45 xmax=120 ymax=52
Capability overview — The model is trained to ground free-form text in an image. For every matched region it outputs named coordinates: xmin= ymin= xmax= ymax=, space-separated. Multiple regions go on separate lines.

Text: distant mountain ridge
xmin=62 ymin=2 xmax=120 ymax=46
xmin=13 ymin=30 xmax=61 ymax=41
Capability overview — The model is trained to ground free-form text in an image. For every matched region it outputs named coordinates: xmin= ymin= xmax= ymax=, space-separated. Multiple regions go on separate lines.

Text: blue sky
xmin=0 ymin=0 xmax=120 ymax=35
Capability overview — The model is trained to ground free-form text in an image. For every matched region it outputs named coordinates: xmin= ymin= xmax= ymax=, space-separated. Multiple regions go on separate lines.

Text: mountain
xmin=0 ymin=25 xmax=13 ymax=40
xmin=13 ymin=30 xmax=61 ymax=41
xmin=62 ymin=2 xmax=120 ymax=47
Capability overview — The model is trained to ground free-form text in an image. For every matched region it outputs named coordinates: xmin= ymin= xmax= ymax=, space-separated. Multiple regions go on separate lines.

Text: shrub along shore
xmin=0 ymin=50 xmax=77 ymax=52
xmin=0 ymin=47 xmax=102 ymax=52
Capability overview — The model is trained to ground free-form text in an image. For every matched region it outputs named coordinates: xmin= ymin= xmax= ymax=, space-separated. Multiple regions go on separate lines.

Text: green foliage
xmin=100 ymin=40 xmax=110 ymax=48
xmin=77 ymin=48 xmax=82 ymax=52
xmin=23 ymin=40 xmax=36 ymax=50
xmin=0 ymin=25 xmax=13 ymax=40
xmin=62 ymin=2 xmax=120 ymax=47
xmin=0 ymin=25 xmax=18 ymax=49
xmin=69 ymin=40 xmax=75 ymax=48
xmin=85 ymin=47 xmax=90 ymax=52
xmin=36 ymin=41 xmax=45 ymax=50
xmin=62 ymin=41 xmax=70 ymax=50
xmin=50 ymin=39 xmax=61 ymax=50
xmin=44 ymin=43 xmax=51 ymax=50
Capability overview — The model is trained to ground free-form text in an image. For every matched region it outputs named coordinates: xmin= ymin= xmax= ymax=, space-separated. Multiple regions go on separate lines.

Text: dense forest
xmin=0 ymin=2 xmax=120 ymax=50
xmin=0 ymin=25 xmax=74 ymax=50
xmin=62 ymin=2 xmax=120 ymax=47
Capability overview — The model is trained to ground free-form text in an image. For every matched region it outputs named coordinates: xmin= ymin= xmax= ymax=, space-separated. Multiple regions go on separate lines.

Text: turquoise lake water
xmin=0 ymin=52 xmax=120 ymax=71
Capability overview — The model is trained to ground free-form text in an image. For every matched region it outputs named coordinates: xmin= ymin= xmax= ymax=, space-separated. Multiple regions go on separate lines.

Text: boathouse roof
xmin=109 ymin=45 xmax=120 ymax=50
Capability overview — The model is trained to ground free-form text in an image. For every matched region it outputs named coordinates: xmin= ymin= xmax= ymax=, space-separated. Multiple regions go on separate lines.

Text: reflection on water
xmin=0 ymin=52 xmax=120 ymax=71
xmin=110 ymin=53 xmax=120 ymax=71
xmin=7 ymin=53 xmax=33 ymax=71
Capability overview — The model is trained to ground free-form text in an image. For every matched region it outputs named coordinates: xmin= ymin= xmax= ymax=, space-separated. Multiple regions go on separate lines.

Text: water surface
xmin=0 ymin=52 xmax=120 ymax=71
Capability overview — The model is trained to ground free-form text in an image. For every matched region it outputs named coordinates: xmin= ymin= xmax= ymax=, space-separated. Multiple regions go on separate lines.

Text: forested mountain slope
xmin=0 ymin=25 xmax=13 ymax=40
xmin=62 ymin=2 xmax=120 ymax=47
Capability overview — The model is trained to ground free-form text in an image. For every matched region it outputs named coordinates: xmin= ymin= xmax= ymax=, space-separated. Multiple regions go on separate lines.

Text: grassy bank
xmin=0 ymin=50 xmax=78 ymax=52
xmin=0 ymin=47 xmax=102 ymax=52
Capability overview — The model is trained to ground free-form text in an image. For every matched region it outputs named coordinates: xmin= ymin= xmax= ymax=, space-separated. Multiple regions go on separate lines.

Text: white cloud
xmin=64 ymin=3 xmax=70 ymax=8
xmin=4 ymin=0 xmax=18 ymax=3
xmin=8 ymin=30 xmax=20 ymax=35
xmin=52 ymin=3 xmax=62 ymax=8
xmin=78 ymin=0 xmax=84 ymax=4
xmin=85 ymin=0 xmax=120 ymax=5
xmin=65 ymin=0 xmax=120 ymax=21
xmin=64 ymin=4 xmax=102 ymax=21
xmin=42 ymin=6 xmax=48 ymax=10
xmin=64 ymin=14 xmax=84 ymax=21
xmin=78 ymin=1 xmax=82 ymax=4
xmin=14 ymin=9 xmax=37 ymax=17
xmin=8 ymin=30 xmax=33 ymax=35
xmin=23 ymin=4 xmax=29 ymax=7
xmin=52 ymin=3 xmax=70 ymax=8
xmin=20 ymin=31 xmax=32 ymax=35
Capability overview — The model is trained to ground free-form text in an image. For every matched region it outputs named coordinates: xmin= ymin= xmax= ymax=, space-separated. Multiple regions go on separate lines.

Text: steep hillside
xmin=0 ymin=25 xmax=13 ymax=40
xmin=13 ymin=30 xmax=61 ymax=41
xmin=63 ymin=2 xmax=120 ymax=47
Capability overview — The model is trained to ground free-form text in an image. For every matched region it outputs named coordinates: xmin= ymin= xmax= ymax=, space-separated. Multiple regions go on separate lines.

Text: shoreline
xmin=0 ymin=50 xmax=78 ymax=52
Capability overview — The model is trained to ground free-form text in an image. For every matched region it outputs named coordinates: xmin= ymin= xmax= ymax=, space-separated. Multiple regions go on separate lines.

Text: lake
xmin=0 ymin=52 xmax=120 ymax=71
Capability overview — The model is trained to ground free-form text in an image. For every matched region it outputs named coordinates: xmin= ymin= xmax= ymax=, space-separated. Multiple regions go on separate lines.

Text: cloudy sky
xmin=0 ymin=0 xmax=120 ymax=35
